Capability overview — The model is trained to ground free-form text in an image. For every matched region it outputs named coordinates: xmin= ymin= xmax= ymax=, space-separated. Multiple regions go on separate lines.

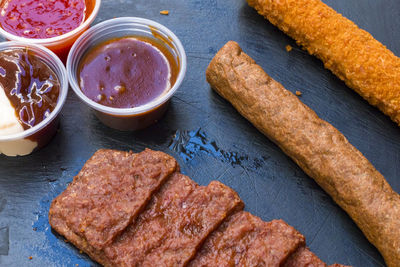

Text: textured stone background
xmin=1 ymin=0 xmax=399 ymax=266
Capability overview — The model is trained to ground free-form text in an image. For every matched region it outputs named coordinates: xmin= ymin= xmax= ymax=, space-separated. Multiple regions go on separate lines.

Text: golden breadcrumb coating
xmin=248 ymin=0 xmax=400 ymax=126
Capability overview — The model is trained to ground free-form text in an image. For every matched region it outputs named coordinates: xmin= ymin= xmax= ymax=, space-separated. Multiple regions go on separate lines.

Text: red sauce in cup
xmin=0 ymin=0 xmax=86 ymax=39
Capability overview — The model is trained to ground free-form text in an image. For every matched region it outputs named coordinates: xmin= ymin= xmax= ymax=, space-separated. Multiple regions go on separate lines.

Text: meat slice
xmin=49 ymin=149 xmax=178 ymax=253
xmin=49 ymin=148 xmax=348 ymax=267
xmin=283 ymin=246 xmax=349 ymax=267
xmin=283 ymin=247 xmax=326 ymax=267
xmin=104 ymin=174 xmax=244 ymax=267
xmin=189 ymin=211 xmax=305 ymax=266
xmin=207 ymin=40 xmax=391 ymax=267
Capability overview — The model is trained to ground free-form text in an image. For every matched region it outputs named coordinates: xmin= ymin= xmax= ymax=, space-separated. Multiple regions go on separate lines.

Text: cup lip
xmin=0 ymin=41 xmax=69 ymax=142
xmin=0 ymin=0 xmax=101 ymax=45
xmin=66 ymin=17 xmax=187 ymax=116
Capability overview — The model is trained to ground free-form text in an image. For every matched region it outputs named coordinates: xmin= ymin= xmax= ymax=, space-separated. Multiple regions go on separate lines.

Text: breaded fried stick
xmin=247 ymin=0 xmax=400 ymax=125
xmin=206 ymin=41 xmax=400 ymax=267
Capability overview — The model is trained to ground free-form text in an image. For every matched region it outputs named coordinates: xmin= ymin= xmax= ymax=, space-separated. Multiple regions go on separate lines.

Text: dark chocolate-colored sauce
xmin=0 ymin=49 xmax=60 ymax=130
xmin=78 ymin=36 xmax=179 ymax=108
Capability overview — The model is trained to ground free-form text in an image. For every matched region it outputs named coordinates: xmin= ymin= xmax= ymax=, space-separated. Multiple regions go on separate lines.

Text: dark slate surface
xmin=0 ymin=0 xmax=399 ymax=266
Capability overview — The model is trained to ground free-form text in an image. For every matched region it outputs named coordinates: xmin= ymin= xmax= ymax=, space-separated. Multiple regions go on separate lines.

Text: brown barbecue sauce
xmin=0 ymin=48 xmax=60 ymax=130
xmin=78 ymin=36 xmax=179 ymax=109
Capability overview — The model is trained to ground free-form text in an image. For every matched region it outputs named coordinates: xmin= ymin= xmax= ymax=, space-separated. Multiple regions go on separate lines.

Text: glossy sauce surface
xmin=0 ymin=0 xmax=86 ymax=38
xmin=78 ymin=37 xmax=178 ymax=109
xmin=0 ymin=48 xmax=60 ymax=129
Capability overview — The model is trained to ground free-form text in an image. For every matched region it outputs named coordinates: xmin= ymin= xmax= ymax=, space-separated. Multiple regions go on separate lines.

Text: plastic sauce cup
xmin=0 ymin=42 xmax=68 ymax=157
xmin=0 ymin=0 xmax=101 ymax=61
xmin=67 ymin=17 xmax=187 ymax=131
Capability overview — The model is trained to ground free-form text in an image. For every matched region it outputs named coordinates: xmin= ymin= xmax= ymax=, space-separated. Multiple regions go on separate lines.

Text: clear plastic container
xmin=67 ymin=17 xmax=187 ymax=131
xmin=0 ymin=42 xmax=68 ymax=156
xmin=0 ymin=0 xmax=101 ymax=61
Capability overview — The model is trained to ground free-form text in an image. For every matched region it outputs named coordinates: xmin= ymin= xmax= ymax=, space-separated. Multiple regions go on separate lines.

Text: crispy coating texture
xmin=189 ymin=211 xmax=305 ymax=266
xmin=206 ymin=41 xmax=400 ymax=267
xmin=49 ymin=149 xmax=178 ymax=261
xmin=247 ymin=0 xmax=400 ymax=125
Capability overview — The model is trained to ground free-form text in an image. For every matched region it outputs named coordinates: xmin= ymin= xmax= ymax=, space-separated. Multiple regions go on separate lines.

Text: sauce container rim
xmin=0 ymin=41 xmax=69 ymax=141
xmin=66 ymin=17 xmax=187 ymax=116
xmin=0 ymin=0 xmax=101 ymax=45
